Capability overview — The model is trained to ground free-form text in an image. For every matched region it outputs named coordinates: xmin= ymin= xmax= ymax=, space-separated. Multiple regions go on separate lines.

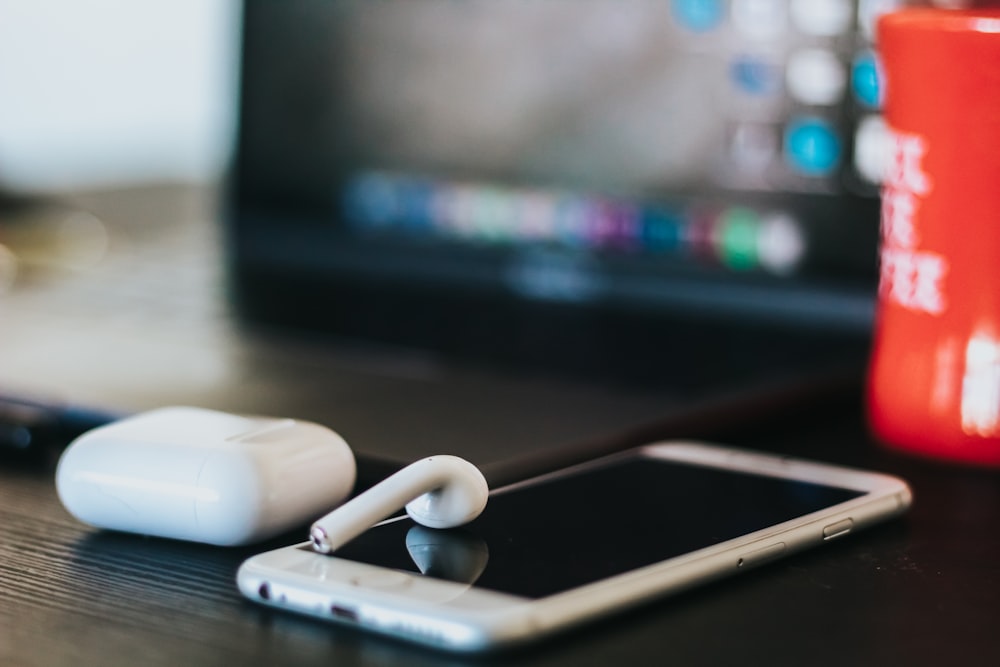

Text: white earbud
xmin=309 ymin=455 xmax=489 ymax=554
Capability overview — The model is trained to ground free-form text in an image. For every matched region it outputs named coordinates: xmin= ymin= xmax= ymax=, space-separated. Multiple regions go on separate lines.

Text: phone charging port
xmin=331 ymin=604 xmax=359 ymax=622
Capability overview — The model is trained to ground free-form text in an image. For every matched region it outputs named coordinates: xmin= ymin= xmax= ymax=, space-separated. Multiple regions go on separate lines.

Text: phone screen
xmin=318 ymin=456 xmax=864 ymax=599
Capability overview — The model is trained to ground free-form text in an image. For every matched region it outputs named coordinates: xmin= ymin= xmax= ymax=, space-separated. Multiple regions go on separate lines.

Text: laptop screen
xmin=230 ymin=0 xmax=881 ymax=378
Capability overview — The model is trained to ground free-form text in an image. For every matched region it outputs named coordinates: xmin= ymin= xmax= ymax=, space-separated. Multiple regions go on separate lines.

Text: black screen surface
xmin=322 ymin=455 xmax=864 ymax=599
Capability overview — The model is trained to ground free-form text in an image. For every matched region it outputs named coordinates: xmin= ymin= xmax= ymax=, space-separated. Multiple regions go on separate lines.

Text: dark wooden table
xmin=4 ymin=390 xmax=1000 ymax=667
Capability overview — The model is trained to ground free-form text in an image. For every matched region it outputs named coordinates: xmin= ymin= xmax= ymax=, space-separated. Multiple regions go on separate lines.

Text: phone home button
xmin=350 ymin=571 xmax=413 ymax=589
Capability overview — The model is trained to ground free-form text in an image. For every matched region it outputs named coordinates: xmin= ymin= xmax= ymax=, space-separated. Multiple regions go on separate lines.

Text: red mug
xmin=868 ymin=8 xmax=1000 ymax=465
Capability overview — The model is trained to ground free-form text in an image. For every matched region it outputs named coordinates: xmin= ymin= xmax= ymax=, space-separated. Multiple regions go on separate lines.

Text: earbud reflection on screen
xmin=405 ymin=526 xmax=489 ymax=585
xmin=310 ymin=455 xmax=489 ymax=554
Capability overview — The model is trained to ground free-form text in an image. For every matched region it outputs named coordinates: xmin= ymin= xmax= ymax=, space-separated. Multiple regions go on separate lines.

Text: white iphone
xmin=237 ymin=442 xmax=911 ymax=652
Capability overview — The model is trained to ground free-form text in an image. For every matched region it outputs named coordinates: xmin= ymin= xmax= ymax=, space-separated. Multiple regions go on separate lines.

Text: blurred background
xmin=0 ymin=0 xmax=239 ymax=194
xmin=0 ymin=1 xmax=245 ymax=413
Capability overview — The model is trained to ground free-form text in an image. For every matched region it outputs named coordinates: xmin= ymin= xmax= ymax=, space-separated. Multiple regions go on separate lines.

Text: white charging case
xmin=56 ymin=407 xmax=356 ymax=546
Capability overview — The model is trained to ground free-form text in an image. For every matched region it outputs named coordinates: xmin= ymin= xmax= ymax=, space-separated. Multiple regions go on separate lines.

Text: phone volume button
xmin=737 ymin=542 xmax=786 ymax=568
xmin=822 ymin=518 xmax=854 ymax=540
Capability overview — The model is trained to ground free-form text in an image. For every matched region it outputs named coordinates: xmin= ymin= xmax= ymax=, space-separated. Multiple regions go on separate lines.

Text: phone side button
xmin=737 ymin=542 xmax=786 ymax=568
xmin=822 ymin=518 xmax=854 ymax=541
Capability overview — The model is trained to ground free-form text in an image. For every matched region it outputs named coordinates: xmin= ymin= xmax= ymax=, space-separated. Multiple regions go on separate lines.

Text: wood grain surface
xmin=4 ymin=399 xmax=1000 ymax=667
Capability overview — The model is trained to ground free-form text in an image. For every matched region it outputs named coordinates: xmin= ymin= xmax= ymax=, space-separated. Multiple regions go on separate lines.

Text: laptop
xmin=1 ymin=0 xmax=882 ymax=486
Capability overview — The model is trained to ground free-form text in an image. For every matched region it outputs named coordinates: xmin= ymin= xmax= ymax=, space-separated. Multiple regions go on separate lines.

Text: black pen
xmin=0 ymin=392 xmax=122 ymax=459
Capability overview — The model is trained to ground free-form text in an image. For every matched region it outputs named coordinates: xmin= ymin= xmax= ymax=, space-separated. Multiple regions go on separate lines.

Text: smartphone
xmin=237 ymin=442 xmax=911 ymax=652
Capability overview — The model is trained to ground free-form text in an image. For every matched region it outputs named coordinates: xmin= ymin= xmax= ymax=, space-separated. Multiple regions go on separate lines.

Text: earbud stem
xmin=310 ymin=458 xmax=455 ymax=553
